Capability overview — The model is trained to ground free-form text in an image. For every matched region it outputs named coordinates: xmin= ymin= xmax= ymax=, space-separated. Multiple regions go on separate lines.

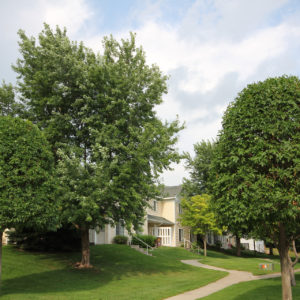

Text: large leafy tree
xmin=180 ymin=194 xmax=221 ymax=256
xmin=210 ymin=76 xmax=300 ymax=300
xmin=0 ymin=116 xmax=57 ymax=285
xmin=182 ymin=140 xmax=215 ymax=197
xmin=13 ymin=25 xmax=182 ymax=267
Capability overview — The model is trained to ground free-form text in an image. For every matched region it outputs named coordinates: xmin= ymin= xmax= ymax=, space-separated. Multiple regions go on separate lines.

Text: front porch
xmin=147 ymin=214 xmax=175 ymax=246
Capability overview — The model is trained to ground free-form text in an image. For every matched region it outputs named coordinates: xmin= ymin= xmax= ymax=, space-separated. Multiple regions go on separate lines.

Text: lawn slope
xmin=1 ymin=245 xmax=226 ymax=300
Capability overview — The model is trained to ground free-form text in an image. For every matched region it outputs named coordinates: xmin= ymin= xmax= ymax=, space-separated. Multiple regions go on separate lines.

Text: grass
xmin=198 ymin=249 xmax=300 ymax=276
xmin=200 ymin=273 xmax=300 ymax=300
xmin=1 ymin=245 xmax=226 ymax=300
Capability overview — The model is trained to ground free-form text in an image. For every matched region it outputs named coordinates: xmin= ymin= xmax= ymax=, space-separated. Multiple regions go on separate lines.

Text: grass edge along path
xmin=201 ymin=273 xmax=300 ymax=300
xmin=165 ymin=260 xmax=300 ymax=300
xmin=1 ymin=245 xmax=226 ymax=300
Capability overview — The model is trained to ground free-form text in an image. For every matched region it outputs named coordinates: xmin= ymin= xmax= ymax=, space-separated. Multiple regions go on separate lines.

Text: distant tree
xmin=180 ymin=194 xmax=221 ymax=256
xmin=0 ymin=82 xmax=23 ymax=116
xmin=210 ymin=76 xmax=300 ymax=300
xmin=182 ymin=140 xmax=215 ymax=197
xmin=0 ymin=116 xmax=57 ymax=286
xmin=13 ymin=24 xmax=183 ymax=268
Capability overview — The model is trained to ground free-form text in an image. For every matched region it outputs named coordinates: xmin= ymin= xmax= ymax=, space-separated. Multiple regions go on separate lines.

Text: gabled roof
xmin=162 ymin=185 xmax=182 ymax=198
xmin=147 ymin=214 xmax=175 ymax=225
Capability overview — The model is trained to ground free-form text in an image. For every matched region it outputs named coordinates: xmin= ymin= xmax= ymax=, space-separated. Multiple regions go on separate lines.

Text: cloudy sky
xmin=1 ymin=0 xmax=300 ymax=185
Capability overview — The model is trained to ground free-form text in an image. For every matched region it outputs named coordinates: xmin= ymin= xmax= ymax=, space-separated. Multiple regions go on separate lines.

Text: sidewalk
xmin=164 ymin=260 xmax=300 ymax=300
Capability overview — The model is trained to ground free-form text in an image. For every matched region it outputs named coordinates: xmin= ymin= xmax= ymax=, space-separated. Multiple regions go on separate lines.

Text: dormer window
xmin=153 ymin=200 xmax=157 ymax=211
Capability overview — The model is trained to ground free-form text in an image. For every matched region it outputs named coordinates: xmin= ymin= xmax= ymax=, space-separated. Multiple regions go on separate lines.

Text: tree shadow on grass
xmin=1 ymin=244 xmax=216 ymax=298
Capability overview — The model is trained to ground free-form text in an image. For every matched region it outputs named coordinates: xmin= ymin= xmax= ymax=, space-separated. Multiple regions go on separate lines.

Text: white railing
xmin=130 ymin=235 xmax=153 ymax=256
xmin=184 ymin=238 xmax=201 ymax=255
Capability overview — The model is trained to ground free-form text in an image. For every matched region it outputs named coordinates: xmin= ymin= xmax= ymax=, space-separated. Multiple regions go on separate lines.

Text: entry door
xmin=152 ymin=227 xmax=172 ymax=246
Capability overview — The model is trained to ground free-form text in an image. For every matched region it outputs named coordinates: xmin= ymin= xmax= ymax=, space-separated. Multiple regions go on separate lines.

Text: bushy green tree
xmin=182 ymin=140 xmax=215 ymax=197
xmin=211 ymin=76 xmax=300 ymax=300
xmin=180 ymin=194 xmax=221 ymax=256
xmin=0 ymin=116 xmax=57 ymax=285
xmin=13 ymin=25 xmax=182 ymax=267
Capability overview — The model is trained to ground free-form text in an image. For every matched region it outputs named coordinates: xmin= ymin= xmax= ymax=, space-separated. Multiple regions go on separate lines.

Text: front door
xmin=152 ymin=227 xmax=172 ymax=246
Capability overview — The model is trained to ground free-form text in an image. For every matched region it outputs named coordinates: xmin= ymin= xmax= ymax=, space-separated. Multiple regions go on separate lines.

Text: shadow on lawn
xmin=1 ymin=245 xmax=201 ymax=297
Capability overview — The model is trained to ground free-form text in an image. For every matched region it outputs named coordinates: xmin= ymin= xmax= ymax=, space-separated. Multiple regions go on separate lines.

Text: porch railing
xmin=130 ymin=235 xmax=153 ymax=256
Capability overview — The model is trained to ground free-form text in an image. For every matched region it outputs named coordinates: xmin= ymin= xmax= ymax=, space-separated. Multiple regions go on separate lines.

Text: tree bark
xmin=279 ymin=224 xmax=292 ymax=300
xmin=236 ymin=236 xmax=241 ymax=257
xmin=288 ymin=240 xmax=299 ymax=287
xmin=203 ymin=235 xmax=207 ymax=257
xmin=79 ymin=225 xmax=91 ymax=268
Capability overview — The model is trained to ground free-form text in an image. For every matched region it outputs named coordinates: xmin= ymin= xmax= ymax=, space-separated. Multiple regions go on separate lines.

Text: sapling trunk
xmin=203 ymin=235 xmax=207 ymax=256
xmin=236 ymin=236 xmax=241 ymax=257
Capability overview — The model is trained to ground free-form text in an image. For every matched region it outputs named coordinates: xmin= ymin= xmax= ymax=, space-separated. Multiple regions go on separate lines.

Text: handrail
xmin=130 ymin=235 xmax=153 ymax=255
xmin=184 ymin=238 xmax=200 ymax=255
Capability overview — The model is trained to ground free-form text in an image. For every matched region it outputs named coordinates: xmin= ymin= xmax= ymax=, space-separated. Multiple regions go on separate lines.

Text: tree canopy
xmin=0 ymin=116 xmax=57 ymax=283
xmin=182 ymin=140 xmax=215 ymax=197
xmin=210 ymin=76 xmax=300 ymax=300
xmin=180 ymin=194 xmax=221 ymax=256
xmin=13 ymin=24 xmax=183 ymax=267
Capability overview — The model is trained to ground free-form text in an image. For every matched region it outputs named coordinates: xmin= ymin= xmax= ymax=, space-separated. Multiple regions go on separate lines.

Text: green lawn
xmin=198 ymin=249 xmax=300 ymax=275
xmin=1 ymin=245 xmax=226 ymax=300
xmin=201 ymin=274 xmax=300 ymax=300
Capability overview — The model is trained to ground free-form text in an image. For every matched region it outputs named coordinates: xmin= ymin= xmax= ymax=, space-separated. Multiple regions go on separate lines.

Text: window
xmin=179 ymin=229 xmax=184 ymax=242
xmin=116 ymin=221 xmax=124 ymax=236
xmin=178 ymin=203 xmax=183 ymax=214
xmin=153 ymin=200 xmax=157 ymax=211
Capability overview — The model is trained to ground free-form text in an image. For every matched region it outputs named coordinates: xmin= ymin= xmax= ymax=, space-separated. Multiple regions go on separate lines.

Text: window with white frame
xmin=116 ymin=220 xmax=125 ymax=236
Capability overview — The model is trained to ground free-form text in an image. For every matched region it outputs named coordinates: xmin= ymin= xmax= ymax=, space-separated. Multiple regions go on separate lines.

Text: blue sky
xmin=1 ymin=0 xmax=300 ymax=185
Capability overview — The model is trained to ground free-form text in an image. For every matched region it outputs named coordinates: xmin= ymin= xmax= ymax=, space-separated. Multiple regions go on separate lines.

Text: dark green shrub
xmin=131 ymin=234 xmax=156 ymax=248
xmin=7 ymin=225 xmax=81 ymax=251
xmin=113 ymin=235 xmax=128 ymax=244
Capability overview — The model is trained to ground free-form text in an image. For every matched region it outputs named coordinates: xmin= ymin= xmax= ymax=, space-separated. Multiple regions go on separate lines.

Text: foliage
xmin=182 ymin=140 xmax=215 ymax=197
xmin=7 ymin=226 xmax=81 ymax=252
xmin=13 ymin=24 xmax=183 ymax=266
xmin=180 ymin=194 xmax=221 ymax=236
xmin=0 ymin=116 xmax=57 ymax=231
xmin=113 ymin=235 xmax=128 ymax=245
xmin=210 ymin=75 xmax=300 ymax=298
xmin=131 ymin=234 xmax=157 ymax=248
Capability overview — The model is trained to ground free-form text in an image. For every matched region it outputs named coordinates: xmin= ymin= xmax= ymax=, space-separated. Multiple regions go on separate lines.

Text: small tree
xmin=211 ymin=76 xmax=300 ymax=300
xmin=180 ymin=194 xmax=221 ymax=256
xmin=0 ymin=116 xmax=57 ymax=286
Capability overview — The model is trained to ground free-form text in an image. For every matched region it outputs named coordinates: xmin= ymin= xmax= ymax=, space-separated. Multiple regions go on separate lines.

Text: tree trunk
xmin=236 ymin=236 xmax=241 ymax=257
xmin=288 ymin=240 xmax=299 ymax=287
xmin=270 ymin=246 xmax=274 ymax=256
xmin=79 ymin=225 xmax=91 ymax=268
xmin=279 ymin=224 xmax=292 ymax=300
xmin=290 ymin=266 xmax=296 ymax=287
xmin=203 ymin=235 xmax=207 ymax=257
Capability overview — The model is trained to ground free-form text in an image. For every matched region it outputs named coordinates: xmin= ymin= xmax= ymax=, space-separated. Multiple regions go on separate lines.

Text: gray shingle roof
xmin=147 ymin=214 xmax=174 ymax=225
xmin=162 ymin=185 xmax=182 ymax=198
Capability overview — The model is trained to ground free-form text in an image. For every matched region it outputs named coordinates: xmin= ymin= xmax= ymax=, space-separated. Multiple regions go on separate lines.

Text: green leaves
xmin=0 ymin=116 xmax=57 ymax=230
xmin=211 ymin=75 xmax=300 ymax=240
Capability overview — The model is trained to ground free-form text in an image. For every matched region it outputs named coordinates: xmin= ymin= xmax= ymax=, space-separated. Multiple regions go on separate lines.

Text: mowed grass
xmin=1 ymin=245 xmax=226 ymax=300
xmin=198 ymin=249 xmax=300 ymax=275
xmin=201 ymin=273 xmax=300 ymax=300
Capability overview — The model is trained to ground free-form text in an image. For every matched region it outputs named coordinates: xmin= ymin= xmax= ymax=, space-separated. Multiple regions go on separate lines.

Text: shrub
xmin=131 ymin=234 xmax=156 ymax=248
xmin=7 ymin=225 xmax=81 ymax=252
xmin=113 ymin=235 xmax=128 ymax=244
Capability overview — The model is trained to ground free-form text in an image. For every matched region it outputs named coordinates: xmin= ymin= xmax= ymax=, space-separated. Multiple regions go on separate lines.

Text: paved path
xmin=164 ymin=260 xmax=300 ymax=300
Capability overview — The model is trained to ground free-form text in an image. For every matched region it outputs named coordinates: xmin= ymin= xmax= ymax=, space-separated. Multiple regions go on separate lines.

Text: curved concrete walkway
xmin=165 ymin=260 xmax=300 ymax=300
